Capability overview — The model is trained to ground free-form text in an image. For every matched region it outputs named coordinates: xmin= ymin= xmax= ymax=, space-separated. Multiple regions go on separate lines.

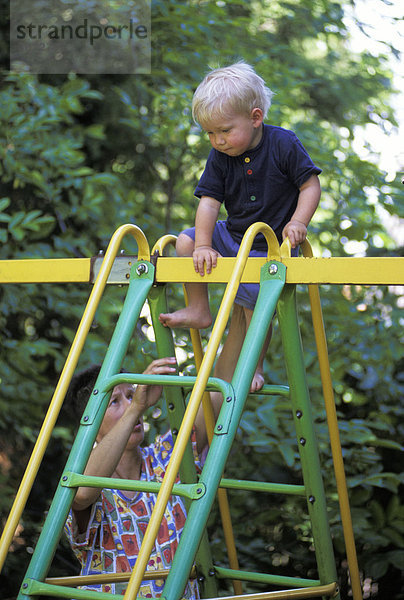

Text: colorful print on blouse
xmin=64 ymin=430 xmax=201 ymax=598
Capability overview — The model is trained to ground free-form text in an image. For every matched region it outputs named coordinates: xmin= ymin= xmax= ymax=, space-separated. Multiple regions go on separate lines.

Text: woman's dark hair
xmin=66 ymin=364 xmax=102 ymax=422
xmin=65 ymin=365 xmax=128 ymax=423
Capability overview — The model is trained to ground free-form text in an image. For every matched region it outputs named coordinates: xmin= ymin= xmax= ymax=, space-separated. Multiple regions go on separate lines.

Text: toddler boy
xmin=159 ymin=62 xmax=321 ymax=391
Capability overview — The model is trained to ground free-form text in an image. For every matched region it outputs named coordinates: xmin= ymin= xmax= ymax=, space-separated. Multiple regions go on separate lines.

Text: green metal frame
xmin=16 ymin=226 xmax=341 ymax=600
xmin=158 ymin=262 xmax=339 ymax=600
xmin=18 ymin=260 xmax=219 ymax=600
xmin=148 ymin=283 xmax=218 ymax=598
xmin=160 ymin=261 xmax=283 ymax=599
xmin=18 ymin=259 xmax=155 ymax=599
xmin=277 ymin=284 xmax=339 ymax=588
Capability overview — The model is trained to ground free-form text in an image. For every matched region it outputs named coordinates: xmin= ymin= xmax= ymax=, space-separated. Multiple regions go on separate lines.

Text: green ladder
xmin=14 ymin=223 xmax=341 ymax=600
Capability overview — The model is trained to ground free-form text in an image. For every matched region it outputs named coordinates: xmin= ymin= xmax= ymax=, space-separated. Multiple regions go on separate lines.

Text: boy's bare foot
xmin=250 ymin=369 xmax=265 ymax=393
xmin=159 ymin=307 xmax=212 ymax=330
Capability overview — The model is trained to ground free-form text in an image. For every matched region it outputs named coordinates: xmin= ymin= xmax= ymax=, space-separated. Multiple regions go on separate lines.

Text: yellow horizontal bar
xmin=157 ymin=256 xmax=404 ymax=285
xmin=0 ymin=256 xmax=403 ymax=285
xmin=45 ymin=567 xmax=196 ymax=586
xmin=0 ymin=258 xmax=91 ymax=283
xmin=206 ymin=582 xmax=338 ymax=600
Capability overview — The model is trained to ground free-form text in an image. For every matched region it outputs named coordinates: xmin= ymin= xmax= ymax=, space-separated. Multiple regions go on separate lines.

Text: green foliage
xmin=0 ymin=0 xmax=403 ymax=598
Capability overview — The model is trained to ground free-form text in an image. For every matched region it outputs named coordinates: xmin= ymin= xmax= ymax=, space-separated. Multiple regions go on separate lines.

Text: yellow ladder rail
xmin=0 ymin=224 xmax=150 ymax=572
xmin=152 ymin=235 xmax=243 ymax=595
xmin=298 ymin=239 xmax=362 ymax=600
xmin=124 ymin=223 xmax=280 ymax=600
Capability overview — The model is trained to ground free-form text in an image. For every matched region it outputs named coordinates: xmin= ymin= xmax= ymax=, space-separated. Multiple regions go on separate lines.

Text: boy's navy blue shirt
xmin=194 ymin=124 xmax=321 ymax=250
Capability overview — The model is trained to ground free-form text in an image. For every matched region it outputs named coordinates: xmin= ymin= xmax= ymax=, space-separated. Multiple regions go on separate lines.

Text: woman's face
xmin=96 ymin=383 xmax=144 ymax=447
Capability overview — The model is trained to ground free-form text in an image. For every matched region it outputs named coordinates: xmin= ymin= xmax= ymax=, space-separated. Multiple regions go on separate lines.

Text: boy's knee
xmin=176 ymin=233 xmax=195 ymax=256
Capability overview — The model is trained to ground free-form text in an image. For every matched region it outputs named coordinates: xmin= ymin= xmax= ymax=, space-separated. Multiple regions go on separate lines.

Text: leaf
xmin=348 ymin=472 xmax=402 ymax=493
xmin=278 ymin=443 xmax=296 ymax=467
xmin=367 ymin=556 xmax=389 ymax=579
xmin=0 ymin=197 xmax=10 ymax=211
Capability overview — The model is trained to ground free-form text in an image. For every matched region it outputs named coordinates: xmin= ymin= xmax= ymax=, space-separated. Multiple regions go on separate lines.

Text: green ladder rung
xmin=219 ymin=478 xmax=305 ymax=496
xmin=99 ymin=373 xmax=234 ymax=394
xmin=214 ymin=566 xmax=321 ymax=588
xmin=61 ymin=472 xmax=305 ymax=500
xmin=81 ymin=374 xmax=235 ymax=427
xmin=21 ymin=579 xmax=126 ymax=600
xmin=22 ymin=576 xmax=337 ymax=600
xmin=95 ymin=373 xmax=289 ymax=397
xmin=60 ymin=472 xmax=205 ymax=500
xmin=254 ymin=384 xmax=290 ymax=397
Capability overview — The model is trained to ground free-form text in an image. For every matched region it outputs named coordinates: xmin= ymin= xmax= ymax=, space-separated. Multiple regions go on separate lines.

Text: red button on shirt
xmin=247 ymin=169 xmax=252 ymax=175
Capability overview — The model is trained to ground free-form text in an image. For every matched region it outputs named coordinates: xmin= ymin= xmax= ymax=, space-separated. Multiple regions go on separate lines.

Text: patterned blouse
xmin=64 ymin=430 xmax=201 ymax=598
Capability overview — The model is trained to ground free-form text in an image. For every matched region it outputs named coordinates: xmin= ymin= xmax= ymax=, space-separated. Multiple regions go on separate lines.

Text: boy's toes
xmin=158 ymin=313 xmax=169 ymax=327
xmin=250 ymin=373 xmax=265 ymax=393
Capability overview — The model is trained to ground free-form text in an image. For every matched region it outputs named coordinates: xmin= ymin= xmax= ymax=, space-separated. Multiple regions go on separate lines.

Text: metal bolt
xmin=268 ymin=263 xmax=278 ymax=275
xmin=120 ymin=249 xmax=125 ymax=255
xmin=98 ymin=250 xmax=104 ymax=255
xmin=196 ymin=487 xmax=203 ymax=494
xmin=197 ymin=575 xmax=205 ymax=583
xmin=22 ymin=583 xmax=28 ymax=589
xmin=299 ymin=437 xmax=306 ymax=446
xmin=93 ymin=389 xmax=98 ymax=395
xmin=309 ymin=495 xmax=316 ymax=504
xmin=168 ymin=403 xmax=174 ymax=410
xmin=136 ymin=263 xmax=149 ymax=275
xmin=208 ymin=568 xmax=216 ymax=577
xmin=296 ymin=410 xmax=303 ymax=419
xmin=217 ymin=424 xmax=223 ymax=431
xmin=83 ymin=415 xmax=89 ymax=422
xmin=226 ymin=396 xmax=232 ymax=402
xmin=172 ymin=428 xmax=178 ymax=436
xmin=62 ymin=476 xmax=68 ymax=481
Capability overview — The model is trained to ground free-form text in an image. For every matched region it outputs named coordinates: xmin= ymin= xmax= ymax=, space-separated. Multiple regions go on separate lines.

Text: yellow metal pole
xmin=200 ymin=582 xmax=338 ymax=600
xmin=0 ymin=224 xmax=150 ymax=572
xmin=124 ymin=223 xmax=280 ymax=600
xmin=152 ymin=235 xmax=243 ymax=595
xmin=0 ymin=258 xmax=91 ymax=283
xmin=0 ymin=256 xmax=403 ymax=285
xmin=155 ymin=255 xmax=404 ymax=285
xmin=299 ymin=239 xmax=363 ymax=600
xmin=188 ymin=305 xmax=243 ymax=596
xmin=45 ymin=567 xmax=198 ymax=586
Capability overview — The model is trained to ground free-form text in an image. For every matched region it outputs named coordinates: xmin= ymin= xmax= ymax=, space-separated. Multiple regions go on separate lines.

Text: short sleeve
xmin=64 ymin=501 xmax=102 ymax=552
xmin=278 ymin=131 xmax=321 ymax=189
xmin=194 ymin=149 xmax=226 ymax=202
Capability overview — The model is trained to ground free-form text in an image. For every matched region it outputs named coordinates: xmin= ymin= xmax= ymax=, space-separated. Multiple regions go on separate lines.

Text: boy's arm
xmin=194 ymin=195 xmax=221 ymax=276
xmin=282 ymin=174 xmax=321 ymax=248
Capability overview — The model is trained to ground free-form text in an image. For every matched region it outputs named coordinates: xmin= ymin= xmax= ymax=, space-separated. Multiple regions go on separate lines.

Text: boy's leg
xmin=214 ymin=304 xmax=272 ymax=393
xmin=213 ymin=303 xmax=246 ymax=382
xmin=243 ymin=307 xmax=272 ymax=392
xmin=159 ymin=233 xmax=212 ymax=329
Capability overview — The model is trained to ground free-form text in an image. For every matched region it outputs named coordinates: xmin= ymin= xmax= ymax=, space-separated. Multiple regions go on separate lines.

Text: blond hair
xmin=192 ymin=62 xmax=274 ymax=127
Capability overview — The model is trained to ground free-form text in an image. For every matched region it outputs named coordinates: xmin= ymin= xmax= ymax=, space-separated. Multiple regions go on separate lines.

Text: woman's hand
xmin=134 ymin=356 xmax=177 ymax=411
